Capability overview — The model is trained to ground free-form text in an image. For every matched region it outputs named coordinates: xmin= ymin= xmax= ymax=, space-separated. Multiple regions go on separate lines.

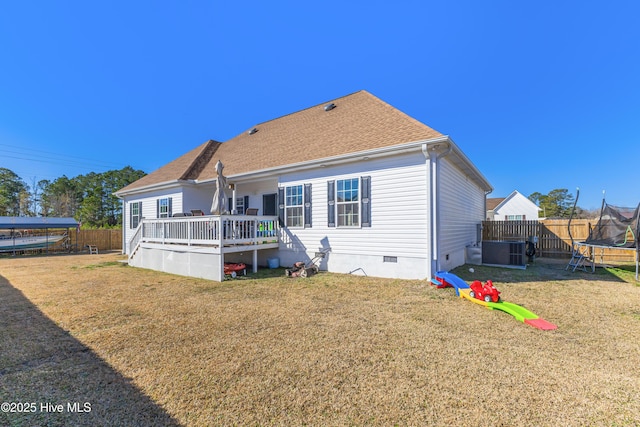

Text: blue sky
xmin=1 ymin=1 xmax=639 ymax=210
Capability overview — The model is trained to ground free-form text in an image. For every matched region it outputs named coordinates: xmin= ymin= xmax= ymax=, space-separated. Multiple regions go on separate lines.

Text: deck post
xmin=253 ymin=250 xmax=258 ymax=273
xmin=251 ymin=217 xmax=258 ymax=273
xmin=217 ymin=251 xmax=225 ymax=282
xmin=217 ymin=216 xmax=224 ymax=281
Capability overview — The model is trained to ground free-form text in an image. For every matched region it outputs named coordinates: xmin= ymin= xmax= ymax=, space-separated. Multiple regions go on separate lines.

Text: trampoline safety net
xmin=585 ymin=203 xmax=640 ymax=248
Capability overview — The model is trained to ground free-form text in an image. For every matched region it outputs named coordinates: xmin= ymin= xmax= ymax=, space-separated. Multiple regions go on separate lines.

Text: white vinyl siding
xmin=121 ymin=147 xmax=489 ymax=281
xmin=123 ymin=190 xmax=184 ymax=254
xmin=492 ymin=191 xmax=540 ymax=221
xmin=438 ymin=158 xmax=486 ymax=272
xmin=278 ymin=152 xmax=429 ymax=266
xmin=182 ymin=184 xmax=218 ymax=215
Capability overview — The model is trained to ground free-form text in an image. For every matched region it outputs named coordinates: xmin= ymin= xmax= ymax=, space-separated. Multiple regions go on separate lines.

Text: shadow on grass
xmin=226 ymin=266 xmax=288 ymax=281
xmin=0 ymin=275 xmax=181 ymax=427
xmin=450 ymin=257 xmax=637 ymax=284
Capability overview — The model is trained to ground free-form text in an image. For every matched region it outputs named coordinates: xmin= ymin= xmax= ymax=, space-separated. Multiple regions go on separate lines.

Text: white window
xmin=336 ymin=178 xmax=359 ymax=227
xmin=130 ymin=202 xmax=141 ymax=229
xmin=285 ymin=185 xmax=303 ymax=227
xmin=158 ymin=198 xmax=170 ymax=218
xmin=506 ymin=215 xmax=524 ymax=221
xmin=327 ymin=177 xmax=370 ymax=228
xmin=235 ymin=197 xmax=245 ymax=215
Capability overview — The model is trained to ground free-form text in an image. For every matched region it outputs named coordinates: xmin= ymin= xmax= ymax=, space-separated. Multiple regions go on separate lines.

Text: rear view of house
xmin=116 ymin=90 xmax=492 ymax=281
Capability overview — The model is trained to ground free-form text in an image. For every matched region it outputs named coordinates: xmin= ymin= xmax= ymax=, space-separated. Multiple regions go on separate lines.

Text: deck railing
xmin=129 ymin=222 xmax=144 ymax=256
xmin=133 ymin=215 xmax=279 ymax=251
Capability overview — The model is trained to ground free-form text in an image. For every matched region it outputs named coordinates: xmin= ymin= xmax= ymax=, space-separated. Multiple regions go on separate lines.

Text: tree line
xmin=528 ymin=188 xmax=596 ymax=218
xmin=0 ymin=169 xmax=592 ymax=226
xmin=0 ymin=166 xmax=146 ymax=228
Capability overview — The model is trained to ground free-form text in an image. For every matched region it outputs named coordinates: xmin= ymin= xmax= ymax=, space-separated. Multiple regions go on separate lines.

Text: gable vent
xmin=248 ymin=127 xmax=258 ymax=135
xmin=323 ymin=103 xmax=336 ymax=111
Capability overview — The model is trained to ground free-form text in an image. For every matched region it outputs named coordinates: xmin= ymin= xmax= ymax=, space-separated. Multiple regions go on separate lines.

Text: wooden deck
xmin=129 ymin=215 xmax=279 ymax=255
xmin=127 ymin=215 xmax=280 ymax=281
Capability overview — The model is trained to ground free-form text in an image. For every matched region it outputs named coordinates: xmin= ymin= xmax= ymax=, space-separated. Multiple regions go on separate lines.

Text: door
xmin=263 ymin=193 xmax=277 ymax=216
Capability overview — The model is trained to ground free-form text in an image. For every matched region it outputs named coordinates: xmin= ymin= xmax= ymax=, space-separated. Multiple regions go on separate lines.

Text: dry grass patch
xmin=1 ymin=253 xmax=639 ymax=426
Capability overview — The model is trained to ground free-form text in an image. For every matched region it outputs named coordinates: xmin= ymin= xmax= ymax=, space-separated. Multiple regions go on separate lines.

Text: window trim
xmin=328 ymin=176 xmax=371 ymax=228
xmin=157 ymin=197 xmax=172 ymax=218
xmin=506 ymin=214 xmax=524 ymax=221
xmin=130 ymin=201 xmax=142 ymax=229
xmin=235 ymin=196 xmax=245 ymax=215
xmin=336 ymin=178 xmax=360 ymax=227
xmin=285 ymin=185 xmax=304 ymax=228
xmin=278 ymin=184 xmax=312 ymax=228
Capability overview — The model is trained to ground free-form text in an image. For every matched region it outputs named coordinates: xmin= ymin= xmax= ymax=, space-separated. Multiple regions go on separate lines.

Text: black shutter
xmin=304 ymin=183 xmax=312 ymax=228
xmin=327 ymin=180 xmax=335 ymax=227
xmin=228 ymin=197 xmax=233 ymax=213
xmin=278 ymin=187 xmax=285 ymax=226
xmin=168 ymin=197 xmax=173 ymax=217
xmin=156 ymin=199 xmax=160 ymax=218
xmin=244 ymin=195 xmax=250 ymax=215
xmin=361 ymin=176 xmax=371 ymax=227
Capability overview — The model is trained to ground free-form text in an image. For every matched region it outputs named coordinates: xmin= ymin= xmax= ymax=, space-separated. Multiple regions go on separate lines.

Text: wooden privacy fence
xmin=482 ymin=219 xmax=637 ymax=263
xmin=69 ymin=229 xmax=122 ymax=252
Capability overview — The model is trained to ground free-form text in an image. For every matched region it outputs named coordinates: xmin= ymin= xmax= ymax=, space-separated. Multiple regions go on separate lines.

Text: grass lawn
xmin=1 ymin=253 xmax=639 ymax=426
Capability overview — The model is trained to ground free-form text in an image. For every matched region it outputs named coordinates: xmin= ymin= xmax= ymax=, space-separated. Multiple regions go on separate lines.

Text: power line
xmin=0 ymin=143 xmax=123 ymax=169
xmin=0 ymin=153 xmax=124 ymax=172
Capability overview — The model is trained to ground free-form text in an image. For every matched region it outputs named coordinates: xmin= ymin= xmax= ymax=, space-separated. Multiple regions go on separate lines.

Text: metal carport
xmin=0 ymin=217 xmax=79 ymax=254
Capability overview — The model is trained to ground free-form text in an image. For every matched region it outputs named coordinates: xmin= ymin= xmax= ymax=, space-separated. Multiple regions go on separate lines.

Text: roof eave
xmin=200 ymin=135 xmax=453 ymax=184
xmin=114 ymin=179 xmax=197 ymax=198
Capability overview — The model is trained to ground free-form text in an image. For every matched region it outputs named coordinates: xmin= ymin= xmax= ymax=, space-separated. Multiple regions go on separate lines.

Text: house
xmin=115 ymin=90 xmax=493 ymax=281
xmin=486 ymin=190 xmax=540 ymax=221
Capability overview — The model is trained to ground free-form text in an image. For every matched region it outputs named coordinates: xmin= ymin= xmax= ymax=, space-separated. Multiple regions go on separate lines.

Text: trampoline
xmin=566 ymin=190 xmax=639 ymax=280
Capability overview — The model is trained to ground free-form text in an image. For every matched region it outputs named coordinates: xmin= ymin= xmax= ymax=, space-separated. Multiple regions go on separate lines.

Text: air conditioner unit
xmin=482 ymin=241 xmax=525 ymax=267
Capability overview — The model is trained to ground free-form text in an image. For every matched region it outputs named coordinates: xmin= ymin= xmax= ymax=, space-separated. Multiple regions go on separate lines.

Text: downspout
xmin=122 ymin=199 xmax=126 ymax=254
xmin=422 ymin=142 xmax=452 ymax=277
xmin=434 ymin=144 xmax=453 ymax=273
xmin=483 ymin=189 xmax=492 ymax=243
xmin=422 ymin=144 xmax=432 ymax=278
xmin=230 ymin=183 xmax=237 ymax=214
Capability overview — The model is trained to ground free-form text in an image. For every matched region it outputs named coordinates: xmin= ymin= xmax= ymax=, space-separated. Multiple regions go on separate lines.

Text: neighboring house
xmin=116 ymin=90 xmax=492 ymax=281
xmin=486 ymin=190 xmax=541 ymax=221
